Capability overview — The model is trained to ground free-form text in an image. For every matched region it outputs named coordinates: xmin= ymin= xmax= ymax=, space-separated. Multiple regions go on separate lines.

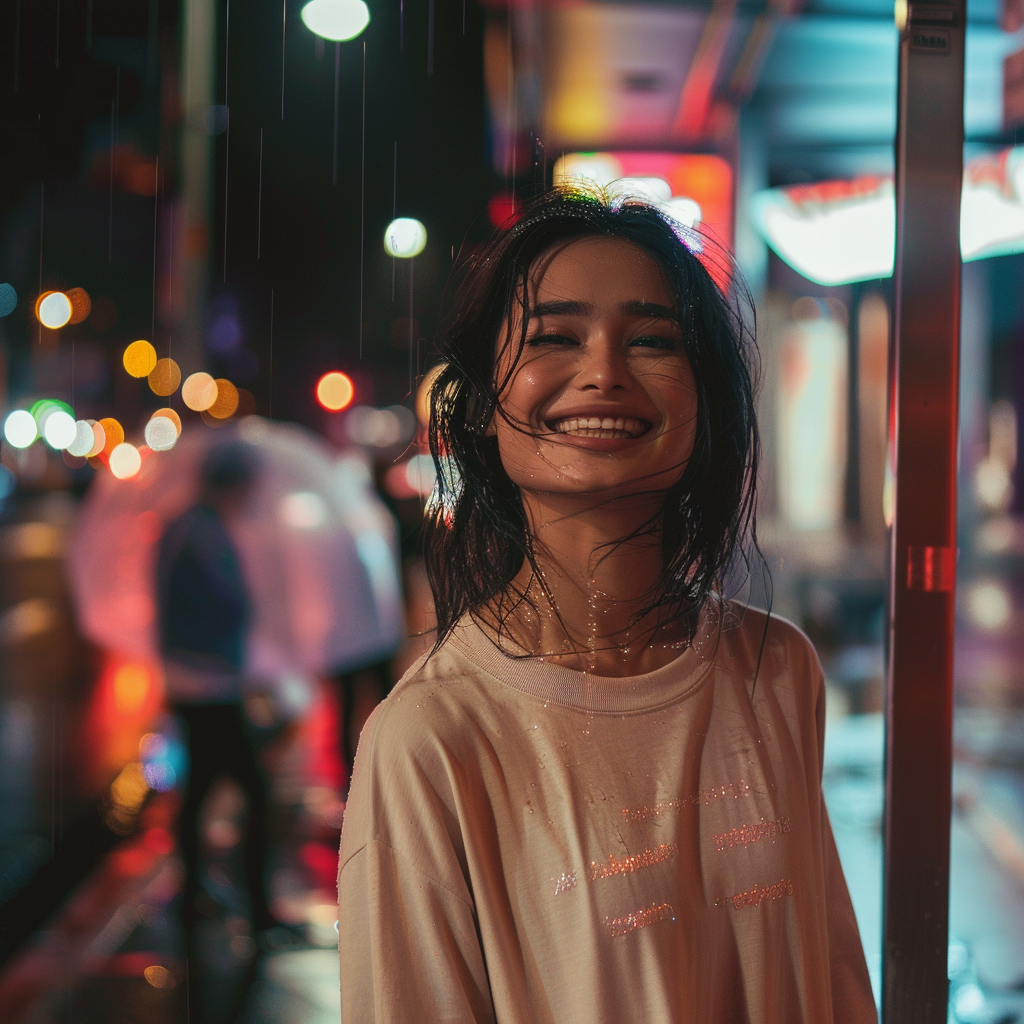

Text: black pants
xmin=176 ymin=703 xmax=274 ymax=931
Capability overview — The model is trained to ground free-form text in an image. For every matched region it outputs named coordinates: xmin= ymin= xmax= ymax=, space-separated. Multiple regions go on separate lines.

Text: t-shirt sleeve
xmin=338 ymin=841 xmax=495 ymax=1023
xmin=337 ymin=699 xmax=496 ymax=1024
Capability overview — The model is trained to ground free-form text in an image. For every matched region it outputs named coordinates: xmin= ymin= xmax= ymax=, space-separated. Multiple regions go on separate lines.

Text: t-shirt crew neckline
xmin=449 ymin=611 xmax=719 ymax=715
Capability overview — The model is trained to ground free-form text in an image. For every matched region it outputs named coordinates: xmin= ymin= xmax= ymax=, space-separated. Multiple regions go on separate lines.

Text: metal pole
xmin=882 ymin=3 xmax=964 ymax=1022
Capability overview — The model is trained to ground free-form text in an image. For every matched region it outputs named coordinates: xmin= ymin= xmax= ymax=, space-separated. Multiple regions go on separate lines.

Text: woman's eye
xmin=527 ymin=333 xmax=577 ymax=347
xmin=629 ymin=334 xmax=682 ymax=351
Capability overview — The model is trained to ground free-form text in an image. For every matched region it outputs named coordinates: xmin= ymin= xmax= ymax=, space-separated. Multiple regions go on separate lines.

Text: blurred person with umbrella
xmin=154 ymin=440 xmax=283 ymax=945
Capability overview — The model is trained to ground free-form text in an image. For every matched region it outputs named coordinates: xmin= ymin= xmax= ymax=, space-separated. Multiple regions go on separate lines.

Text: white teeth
xmin=550 ymin=416 xmax=647 ymax=438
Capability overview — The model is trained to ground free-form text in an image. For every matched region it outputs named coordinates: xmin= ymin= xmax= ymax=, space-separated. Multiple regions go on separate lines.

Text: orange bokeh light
xmin=316 ymin=371 xmax=355 ymax=412
xmin=98 ymin=417 xmax=124 ymax=456
xmin=66 ymin=287 xmax=92 ymax=324
xmin=208 ymin=378 xmax=239 ymax=419
xmin=124 ymin=340 xmax=158 ymax=378
xmin=148 ymin=358 xmax=181 ymax=397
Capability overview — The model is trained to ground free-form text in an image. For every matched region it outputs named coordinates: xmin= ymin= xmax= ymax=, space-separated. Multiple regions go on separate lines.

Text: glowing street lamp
xmin=301 ymin=0 xmax=370 ymax=41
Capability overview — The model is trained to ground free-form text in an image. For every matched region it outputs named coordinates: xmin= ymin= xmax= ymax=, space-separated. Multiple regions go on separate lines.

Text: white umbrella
xmin=67 ymin=417 xmax=404 ymax=683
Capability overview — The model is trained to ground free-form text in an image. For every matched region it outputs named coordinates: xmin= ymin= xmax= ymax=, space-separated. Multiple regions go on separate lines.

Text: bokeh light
xmin=4 ymin=410 xmax=38 ymax=449
xmin=66 ymin=420 xmax=97 ymax=457
xmin=37 ymin=291 xmax=73 ymax=329
xmin=144 ymin=415 xmax=178 ymax=451
xmin=487 ymin=193 xmax=520 ymax=229
xmin=151 ymin=408 xmax=182 ymax=435
xmin=345 ymin=405 xmax=416 ymax=448
xmin=148 ymin=357 xmax=181 ymax=396
xmin=182 ymin=372 xmax=218 ymax=411
xmin=123 ymin=340 xmax=158 ymax=378
xmin=301 ymin=0 xmax=370 ymax=40
xmin=384 ymin=217 xmax=427 ymax=258
xmin=43 ymin=410 xmax=77 ymax=450
xmin=114 ymin=663 xmax=151 ymax=713
xmin=0 ymin=283 xmax=17 ymax=318
xmin=316 ymin=371 xmax=355 ymax=412
xmin=208 ymin=378 xmax=240 ymax=419
xmin=66 ymin=287 xmax=92 ymax=324
xmin=30 ymin=399 xmax=72 ymax=434
xmin=109 ymin=442 xmax=142 ymax=479
xmin=85 ymin=420 xmax=105 ymax=458
xmin=98 ymin=417 xmax=125 ymax=456
xmin=143 ymin=965 xmax=174 ymax=989
xmin=280 ymin=491 xmax=328 ymax=529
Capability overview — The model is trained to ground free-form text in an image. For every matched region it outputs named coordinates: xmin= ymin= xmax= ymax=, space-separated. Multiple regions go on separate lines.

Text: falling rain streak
xmin=428 ymin=0 xmax=435 ymax=75
xmin=360 ymin=40 xmax=367 ymax=357
xmin=38 ymin=185 xmax=44 ymax=347
xmin=333 ymin=42 xmax=341 ymax=186
xmin=281 ymin=0 xmax=287 ymax=118
xmin=223 ymin=0 xmax=232 ymax=281
xmin=109 ymin=68 xmax=120 ymax=263
xmin=392 ymin=143 xmax=398 ymax=301
xmin=258 ymin=128 xmax=264 ymax=258
xmin=269 ymin=288 xmax=275 ymax=417
xmin=151 ymin=159 xmax=160 ymax=342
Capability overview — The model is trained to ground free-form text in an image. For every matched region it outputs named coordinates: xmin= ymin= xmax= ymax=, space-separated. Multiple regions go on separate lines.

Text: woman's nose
xmin=576 ymin=337 xmax=632 ymax=392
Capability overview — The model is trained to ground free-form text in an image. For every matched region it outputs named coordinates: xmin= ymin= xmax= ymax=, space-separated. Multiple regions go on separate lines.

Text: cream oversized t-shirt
xmin=338 ymin=604 xmax=877 ymax=1023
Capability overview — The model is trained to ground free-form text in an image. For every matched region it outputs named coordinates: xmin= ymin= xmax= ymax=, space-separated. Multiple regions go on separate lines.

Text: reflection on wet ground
xmin=825 ymin=709 xmax=1024 ymax=1023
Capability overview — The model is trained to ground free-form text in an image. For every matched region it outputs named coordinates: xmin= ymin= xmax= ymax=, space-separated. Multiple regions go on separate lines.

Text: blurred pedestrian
xmin=155 ymin=440 xmax=279 ymax=943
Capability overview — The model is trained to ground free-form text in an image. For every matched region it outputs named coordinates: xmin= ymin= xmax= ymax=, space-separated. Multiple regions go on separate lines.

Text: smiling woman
xmin=337 ymin=188 xmax=877 ymax=1024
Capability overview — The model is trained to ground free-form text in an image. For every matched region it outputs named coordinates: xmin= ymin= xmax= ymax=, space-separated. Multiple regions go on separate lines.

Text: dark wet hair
xmin=424 ymin=185 xmax=761 ymax=652
xmin=201 ymin=440 xmax=259 ymax=492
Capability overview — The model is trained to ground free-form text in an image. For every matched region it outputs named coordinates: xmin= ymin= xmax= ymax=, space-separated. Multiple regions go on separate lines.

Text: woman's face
xmin=492 ymin=235 xmax=699 ymax=503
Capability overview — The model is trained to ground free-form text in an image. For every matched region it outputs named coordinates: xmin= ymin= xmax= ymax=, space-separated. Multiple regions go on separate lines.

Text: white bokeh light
xmin=301 ymin=0 xmax=370 ymax=40
xmin=144 ymin=416 xmax=178 ymax=452
xmin=38 ymin=291 xmax=73 ymax=329
xmin=4 ymin=410 xmax=38 ymax=449
xmin=109 ymin=442 xmax=142 ymax=480
xmin=384 ymin=218 xmax=427 ymax=258
xmin=43 ymin=410 xmax=77 ymax=450
xmin=66 ymin=420 xmax=96 ymax=457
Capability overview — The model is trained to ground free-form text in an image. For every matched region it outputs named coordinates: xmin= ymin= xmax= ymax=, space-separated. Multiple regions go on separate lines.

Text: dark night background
xmin=0 ymin=0 xmax=497 ymax=431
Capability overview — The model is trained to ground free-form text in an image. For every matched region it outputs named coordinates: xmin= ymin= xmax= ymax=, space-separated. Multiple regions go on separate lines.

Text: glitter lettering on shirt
xmin=714 ymin=816 xmax=791 ymax=852
xmin=622 ymin=781 xmax=752 ymax=822
xmin=590 ymin=843 xmax=677 ymax=881
xmin=729 ymin=878 xmax=794 ymax=910
xmin=604 ymin=901 xmax=675 ymax=938
xmin=551 ymin=871 xmax=577 ymax=896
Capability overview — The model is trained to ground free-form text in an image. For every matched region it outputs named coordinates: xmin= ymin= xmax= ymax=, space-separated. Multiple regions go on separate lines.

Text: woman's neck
xmin=487 ymin=491 xmax=691 ymax=678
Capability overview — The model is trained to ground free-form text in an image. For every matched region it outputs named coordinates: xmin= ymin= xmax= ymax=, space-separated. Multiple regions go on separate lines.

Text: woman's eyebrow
xmin=529 ymin=299 xmax=592 ymax=318
xmin=621 ymin=300 xmax=677 ymax=318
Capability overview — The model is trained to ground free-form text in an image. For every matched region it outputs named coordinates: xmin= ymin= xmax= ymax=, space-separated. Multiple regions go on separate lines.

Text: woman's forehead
xmin=524 ymin=236 xmax=672 ymax=307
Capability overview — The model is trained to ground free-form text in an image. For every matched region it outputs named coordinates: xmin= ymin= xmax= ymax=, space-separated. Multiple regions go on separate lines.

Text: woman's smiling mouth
xmin=547 ymin=415 xmax=651 ymax=439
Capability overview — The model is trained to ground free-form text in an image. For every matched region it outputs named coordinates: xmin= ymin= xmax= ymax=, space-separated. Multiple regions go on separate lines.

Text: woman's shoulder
xmin=355 ymin=631 xmax=494 ymax=765
xmin=715 ymin=600 xmax=824 ymax=692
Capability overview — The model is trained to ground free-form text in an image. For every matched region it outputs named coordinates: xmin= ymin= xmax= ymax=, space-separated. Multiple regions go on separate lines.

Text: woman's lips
xmin=547 ymin=415 xmax=650 ymax=439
